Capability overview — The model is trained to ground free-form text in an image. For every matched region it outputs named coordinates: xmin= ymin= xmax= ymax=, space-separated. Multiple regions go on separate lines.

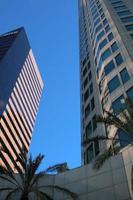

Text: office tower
xmin=79 ymin=0 xmax=133 ymax=164
xmin=0 ymin=28 xmax=43 ymax=171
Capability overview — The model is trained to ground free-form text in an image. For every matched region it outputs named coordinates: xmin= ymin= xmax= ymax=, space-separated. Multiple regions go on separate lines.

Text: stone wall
xmin=0 ymin=146 xmax=133 ymax=200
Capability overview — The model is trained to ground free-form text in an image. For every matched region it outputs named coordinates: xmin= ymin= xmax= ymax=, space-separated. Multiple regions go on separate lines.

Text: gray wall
xmin=0 ymin=146 xmax=133 ymax=200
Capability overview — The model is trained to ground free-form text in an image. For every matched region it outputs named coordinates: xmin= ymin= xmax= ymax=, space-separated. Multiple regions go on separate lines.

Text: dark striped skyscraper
xmin=79 ymin=0 xmax=133 ymax=164
xmin=0 ymin=28 xmax=43 ymax=172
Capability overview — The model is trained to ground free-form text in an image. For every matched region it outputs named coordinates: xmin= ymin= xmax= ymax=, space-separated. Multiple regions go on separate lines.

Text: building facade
xmin=0 ymin=28 xmax=43 ymax=172
xmin=79 ymin=0 xmax=133 ymax=164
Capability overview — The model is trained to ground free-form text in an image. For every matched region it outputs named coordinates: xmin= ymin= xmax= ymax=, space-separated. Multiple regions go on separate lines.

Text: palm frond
xmin=0 ymin=175 xmax=18 ymax=188
xmin=26 ymin=154 xmax=44 ymax=186
xmin=33 ymin=189 xmax=53 ymax=200
xmin=93 ymin=146 xmax=121 ymax=170
xmin=4 ymin=188 xmax=20 ymax=200
xmin=30 ymin=171 xmax=46 ymax=189
xmin=40 ymin=185 xmax=78 ymax=199
xmin=46 ymin=162 xmax=69 ymax=173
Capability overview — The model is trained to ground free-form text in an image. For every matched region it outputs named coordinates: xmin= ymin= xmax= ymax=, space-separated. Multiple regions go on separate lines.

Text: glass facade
xmin=79 ymin=0 xmax=133 ymax=165
xmin=0 ymin=28 xmax=43 ymax=172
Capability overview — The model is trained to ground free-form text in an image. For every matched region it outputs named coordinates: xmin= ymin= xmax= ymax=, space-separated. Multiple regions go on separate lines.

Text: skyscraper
xmin=0 ymin=28 xmax=43 ymax=172
xmin=79 ymin=0 xmax=133 ymax=164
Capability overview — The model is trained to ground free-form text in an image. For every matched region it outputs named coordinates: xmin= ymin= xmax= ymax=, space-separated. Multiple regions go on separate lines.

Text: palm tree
xmin=83 ymin=98 xmax=133 ymax=169
xmin=46 ymin=162 xmax=69 ymax=173
xmin=0 ymin=153 xmax=77 ymax=200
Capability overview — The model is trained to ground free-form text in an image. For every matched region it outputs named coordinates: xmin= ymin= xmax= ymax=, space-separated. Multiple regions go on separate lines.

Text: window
xmin=108 ymin=32 xmax=114 ymax=41
xmin=104 ymin=60 xmax=115 ymax=75
xmin=101 ymin=48 xmax=111 ymax=62
xmin=85 ymin=104 xmax=90 ymax=118
xmin=105 ymin=25 xmax=111 ymax=33
xmin=88 ymin=61 xmax=91 ymax=69
xmin=99 ymin=38 xmax=108 ymax=49
xmin=91 ymin=97 xmax=95 ymax=110
xmin=131 ymin=34 xmax=133 ymax=39
xmin=111 ymin=42 xmax=118 ymax=53
xmin=97 ymin=30 xmax=105 ymax=41
xmin=94 ymin=140 xmax=99 ymax=156
xmin=94 ymin=17 xmax=101 ymax=27
xmin=120 ymin=68 xmax=130 ymax=84
xmin=84 ymin=77 xmax=88 ymax=88
xmin=83 ymin=67 xmax=87 ymax=77
xmin=125 ymin=24 xmax=133 ymax=31
xmin=86 ymin=122 xmax=92 ymax=137
xmin=108 ymin=75 xmax=121 ymax=93
xmin=115 ymin=53 xmax=124 ymax=66
xmin=89 ymin=83 xmax=93 ymax=94
xmin=92 ymin=115 xmax=97 ymax=131
xmin=117 ymin=129 xmax=130 ymax=147
xmin=112 ymin=95 xmax=126 ymax=115
xmin=127 ymin=87 xmax=133 ymax=101
xmin=121 ymin=16 xmax=133 ymax=23
xmin=101 ymin=13 xmax=105 ymax=19
xmin=114 ymin=5 xmax=127 ymax=11
xmin=89 ymin=71 xmax=92 ymax=80
xmin=103 ymin=18 xmax=108 ymax=26
xmin=117 ymin=10 xmax=131 ymax=17
xmin=87 ymin=144 xmax=94 ymax=163
xmin=84 ymin=89 xmax=89 ymax=102
xmin=95 ymin=23 xmax=103 ymax=34
xmin=111 ymin=1 xmax=123 ymax=6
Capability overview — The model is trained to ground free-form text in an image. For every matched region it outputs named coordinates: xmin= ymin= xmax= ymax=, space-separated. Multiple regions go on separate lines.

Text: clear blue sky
xmin=0 ymin=0 xmax=81 ymax=169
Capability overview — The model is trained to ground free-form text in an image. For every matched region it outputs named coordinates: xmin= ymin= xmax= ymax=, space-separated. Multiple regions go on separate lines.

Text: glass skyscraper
xmin=0 ymin=28 xmax=43 ymax=172
xmin=79 ymin=0 xmax=133 ymax=164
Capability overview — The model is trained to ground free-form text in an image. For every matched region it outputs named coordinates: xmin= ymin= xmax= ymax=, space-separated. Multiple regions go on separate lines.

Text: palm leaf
xmin=40 ymin=185 xmax=78 ymax=199
xmin=93 ymin=146 xmax=121 ymax=169
xmin=0 ymin=175 xmax=18 ymax=187
xmin=4 ymin=188 xmax=20 ymax=200
xmin=30 ymin=171 xmax=46 ymax=189
xmin=33 ymin=189 xmax=53 ymax=200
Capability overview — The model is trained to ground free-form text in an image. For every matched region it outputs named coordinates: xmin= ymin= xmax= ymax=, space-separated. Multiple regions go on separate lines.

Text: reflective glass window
xmin=91 ymin=97 xmax=95 ymax=110
xmin=111 ymin=1 xmax=123 ymax=6
xmin=121 ymin=16 xmax=133 ymax=23
xmin=86 ymin=122 xmax=92 ymax=136
xmin=99 ymin=38 xmax=108 ymax=49
xmin=111 ymin=42 xmax=118 ymax=52
xmin=108 ymin=32 xmax=114 ymax=41
xmin=117 ymin=10 xmax=131 ymax=17
xmin=104 ymin=60 xmax=115 ymax=75
xmin=95 ymin=24 xmax=103 ymax=34
xmin=89 ymin=83 xmax=93 ymax=94
xmin=120 ymin=68 xmax=130 ymax=84
xmin=115 ymin=53 xmax=124 ymax=66
xmin=127 ymin=87 xmax=133 ymax=101
xmin=103 ymin=18 xmax=108 ymax=26
xmin=85 ymin=104 xmax=90 ymax=118
xmin=97 ymin=30 xmax=105 ymax=41
xmin=125 ymin=24 xmax=133 ymax=31
xmin=101 ymin=48 xmax=111 ymax=62
xmin=84 ymin=89 xmax=89 ymax=102
xmin=105 ymin=25 xmax=111 ymax=33
xmin=112 ymin=95 xmax=126 ymax=114
xmin=108 ymin=75 xmax=121 ymax=93
xmin=101 ymin=13 xmax=105 ymax=19
xmin=92 ymin=115 xmax=97 ymax=131
xmin=87 ymin=144 xmax=94 ymax=163
xmin=114 ymin=5 xmax=127 ymax=11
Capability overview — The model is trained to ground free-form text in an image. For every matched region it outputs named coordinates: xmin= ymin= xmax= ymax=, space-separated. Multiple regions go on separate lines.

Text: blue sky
xmin=0 ymin=0 xmax=80 ymax=169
